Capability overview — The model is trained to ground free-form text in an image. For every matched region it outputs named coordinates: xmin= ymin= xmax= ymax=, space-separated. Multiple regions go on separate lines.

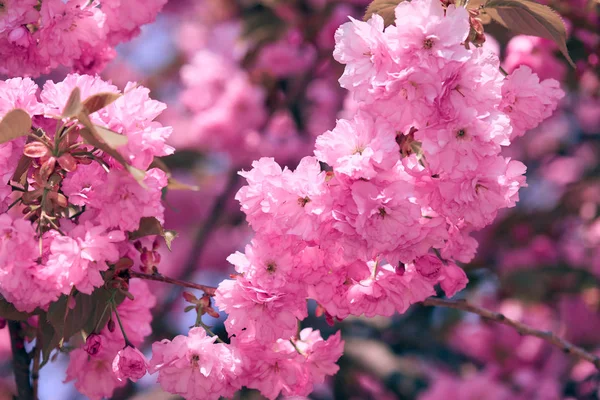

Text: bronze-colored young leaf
xmin=94 ymin=125 xmax=128 ymax=148
xmin=82 ymin=92 xmax=121 ymax=115
xmin=149 ymin=157 xmax=198 ymax=191
xmin=129 ymin=216 xmax=178 ymax=251
xmin=77 ymin=112 xmax=146 ymax=185
xmin=483 ymin=0 xmax=575 ymax=67
xmin=10 ymin=155 xmax=32 ymax=186
xmin=364 ymin=0 xmax=404 ymax=27
xmin=61 ymin=87 xmax=83 ymax=118
xmin=0 ymin=297 xmax=31 ymax=320
xmin=167 ymin=177 xmax=200 ymax=191
xmin=0 ymin=109 xmax=32 ymax=145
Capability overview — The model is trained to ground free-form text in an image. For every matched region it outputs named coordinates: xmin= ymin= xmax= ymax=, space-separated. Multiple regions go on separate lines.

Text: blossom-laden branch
xmin=129 ymin=271 xmax=217 ymax=297
xmin=422 ymin=298 xmax=600 ymax=370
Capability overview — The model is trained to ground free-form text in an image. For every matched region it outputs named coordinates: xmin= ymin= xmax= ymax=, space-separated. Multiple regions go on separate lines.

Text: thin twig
xmin=152 ymin=169 xmax=238 ymax=319
xmin=179 ymin=170 xmax=239 ymax=282
xmin=8 ymin=321 xmax=33 ymax=400
xmin=129 ymin=271 xmax=217 ymax=296
xmin=422 ymin=298 xmax=600 ymax=369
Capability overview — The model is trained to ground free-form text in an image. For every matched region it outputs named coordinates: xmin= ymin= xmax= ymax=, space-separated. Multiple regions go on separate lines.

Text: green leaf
xmin=46 ymin=288 xmax=125 ymax=349
xmin=242 ymin=7 xmax=287 ymax=46
xmin=483 ymin=0 xmax=575 ymax=67
xmin=364 ymin=0 xmax=405 ymax=27
xmin=0 ymin=297 xmax=31 ymax=321
xmin=128 ymin=216 xmax=178 ymax=251
xmin=0 ymin=109 xmax=32 ymax=145
xmin=38 ymin=314 xmax=60 ymax=366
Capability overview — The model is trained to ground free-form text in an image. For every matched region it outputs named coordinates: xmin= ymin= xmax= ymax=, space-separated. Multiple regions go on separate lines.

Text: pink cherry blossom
xmin=149 ymin=327 xmax=242 ymax=400
xmin=315 ymin=110 xmax=399 ymax=179
xmin=112 ymin=346 xmax=148 ymax=382
xmin=215 ymin=276 xmax=308 ymax=343
xmin=501 ymin=65 xmax=565 ymax=139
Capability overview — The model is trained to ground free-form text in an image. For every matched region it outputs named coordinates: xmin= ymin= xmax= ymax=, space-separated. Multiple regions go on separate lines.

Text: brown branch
xmin=179 ymin=169 xmax=239 ymax=282
xmin=31 ymin=330 xmax=41 ymax=400
xmin=422 ymin=298 xmax=600 ymax=369
xmin=8 ymin=321 xmax=33 ymax=400
xmin=129 ymin=271 xmax=217 ymax=296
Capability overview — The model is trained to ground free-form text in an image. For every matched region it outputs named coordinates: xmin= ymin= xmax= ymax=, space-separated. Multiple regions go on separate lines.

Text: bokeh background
xmin=1 ymin=0 xmax=599 ymax=398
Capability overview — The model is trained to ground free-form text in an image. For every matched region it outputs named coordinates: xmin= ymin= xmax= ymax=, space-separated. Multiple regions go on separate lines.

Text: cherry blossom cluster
xmin=0 ymin=73 xmax=173 ymax=313
xmin=0 ymin=73 xmax=173 ymax=398
xmin=0 ymin=0 xmax=166 ymax=77
xmin=172 ymin=0 xmax=563 ymax=398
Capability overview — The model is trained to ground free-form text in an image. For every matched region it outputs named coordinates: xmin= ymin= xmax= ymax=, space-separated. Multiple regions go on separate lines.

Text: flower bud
xmin=108 ymin=318 xmax=116 ymax=333
xmin=112 ymin=347 xmax=148 ymax=382
xmin=83 ymin=334 xmax=102 ymax=356
xmin=57 ymin=153 xmax=78 ymax=172
xmin=24 ymin=142 xmax=49 ymax=159
xmin=182 ymin=292 xmax=197 ymax=303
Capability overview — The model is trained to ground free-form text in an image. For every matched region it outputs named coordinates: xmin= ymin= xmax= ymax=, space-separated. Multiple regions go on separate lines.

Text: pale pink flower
xmin=501 ymin=65 xmax=565 ymax=139
xmin=149 ymin=327 xmax=242 ymax=400
xmin=215 ymin=277 xmax=307 ymax=344
xmin=315 ymin=110 xmax=398 ymax=179
xmin=45 ymin=222 xmax=125 ymax=294
xmin=236 ymin=157 xmax=328 ymax=241
xmin=65 ymin=333 xmax=125 ymax=400
xmin=388 ymin=0 xmax=470 ymax=68
xmin=112 ymin=347 xmax=148 ymax=382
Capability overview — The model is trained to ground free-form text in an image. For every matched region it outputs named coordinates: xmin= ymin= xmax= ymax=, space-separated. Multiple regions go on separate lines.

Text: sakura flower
xmin=65 ymin=332 xmax=125 ymax=400
xmin=234 ymin=337 xmax=311 ymax=400
xmin=148 ymin=327 xmax=241 ymax=400
xmin=44 ymin=222 xmax=125 ymax=294
xmin=334 ymin=15 xmax=392 ymax=97
xmin=112 ymin=347 xmax=148 ymax=382
xmin=315 ymin=110 xmax=399 ymax=179
xmin=294 ymin=329 xmax=344 ymax=384
xmin=501 ymin=65 xmax=565 ymax=139
xmin=90 ymin=168 xmax=167 ymax=232
xmin=236 ymin=157 xmax=328 ymax=241
xmin=388 ymin=0 xmax=470 ymax=68
xmin=215 ymin=277 xmax=308 ymax=344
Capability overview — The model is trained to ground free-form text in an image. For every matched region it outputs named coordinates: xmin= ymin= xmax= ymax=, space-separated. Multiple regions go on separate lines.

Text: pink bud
xmin=83 ymin=334 xmax=102 ymax=356
xmin=107 ymin=318 xmax=116 ymax=333
xmin=57 ymin=153 xmax=78 ymax=172
xmin=23 ymin=142 xmax=49 ymax=159
xmin=112 ymin=347 xmax=148 ymax=382
xmin=182 ymin=292 xmax=197 ymax=303
xmin=39 ymin=157 xmax=56 ymax=181
xmin=8 ymin=27 xmax=30 ymax=47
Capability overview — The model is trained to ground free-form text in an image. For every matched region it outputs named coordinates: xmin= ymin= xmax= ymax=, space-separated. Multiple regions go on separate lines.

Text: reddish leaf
xmin=94 ymin=125 xmax=128 ymax=148
xmin=0 ymin=109 xmax=32 ymax=145
xmin=128 ymin=216 xmax=178 ymax=250
xmin=483 ymin=0 xmax=575 ymax=67
xmin=364 ymin=0 xmax=404 ymax=26
xmin=61 ymin=87 xmax=82 ymax=118
xmin=82 ymin=92 xmax=121 ymax=115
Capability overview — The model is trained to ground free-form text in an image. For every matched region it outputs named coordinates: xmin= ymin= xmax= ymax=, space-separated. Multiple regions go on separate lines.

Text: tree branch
xmin=179 ymin=170 xmax=239 ymax=282
xmin=129 ymin=271 xmax=217 ymax=296
xmin=8 ymin=321 xmax=33 ymax=400
xmin=422 ymin=298 xmax=600 ymax=370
